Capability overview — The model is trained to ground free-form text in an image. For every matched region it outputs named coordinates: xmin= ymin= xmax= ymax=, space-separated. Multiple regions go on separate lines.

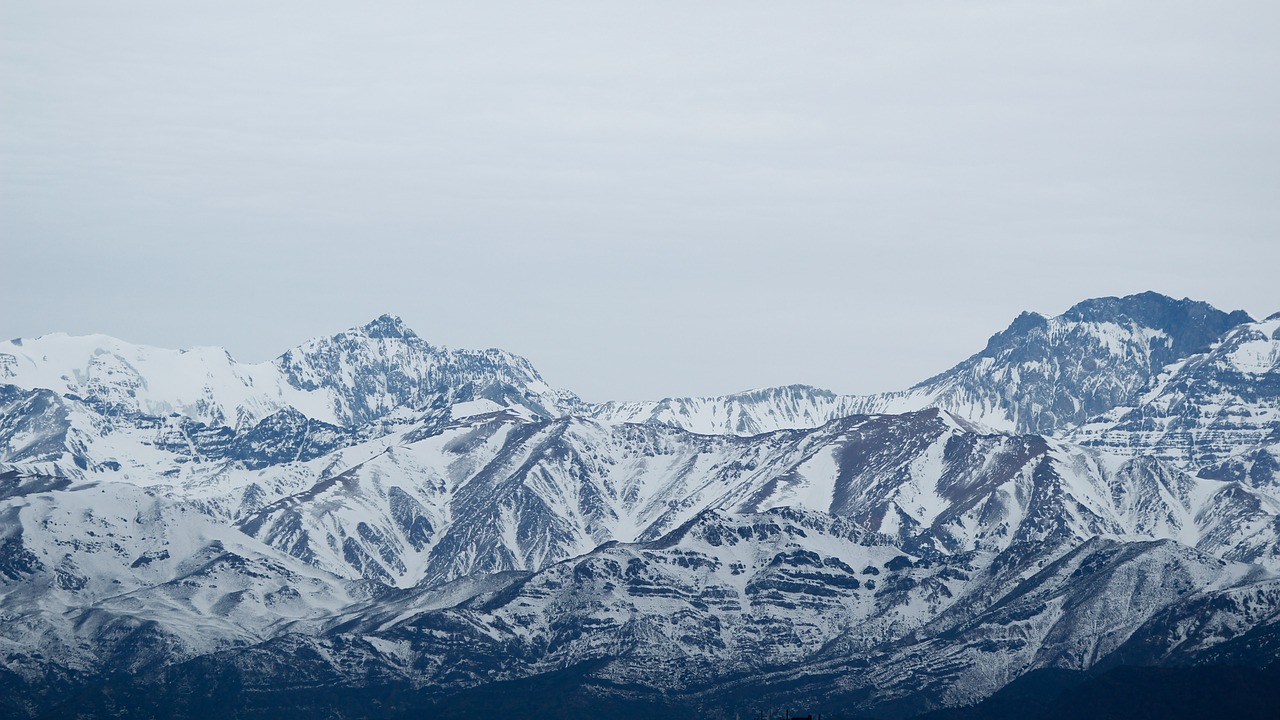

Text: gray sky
xmin=3 ymin=1 xmax=1278 ymax=402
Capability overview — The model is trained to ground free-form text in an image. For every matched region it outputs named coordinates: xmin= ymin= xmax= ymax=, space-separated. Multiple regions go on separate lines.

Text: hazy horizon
xmin=4 ymin=2 xmax=1278 ymax=402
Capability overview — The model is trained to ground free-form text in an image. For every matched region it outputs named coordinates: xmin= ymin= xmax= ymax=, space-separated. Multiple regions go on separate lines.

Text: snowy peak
xmin=0 ymin=316 xmax=578 ymax=438
xmin=883 ymin=291 xmax=1254 ymax=434
xmin=916 ymin=291 xmax=1252 ymax=392
xmin=975 ymin=309 xmax=1050 ymax=356
xmin=274 ymin=315 xmax=578 ymax=428
xmin=1058 ymin=291 xmax=1253 ymax=360
xmin=587 ymin=293 xmax=1255 ymax=438
xmin=358 ymin=313 xmax=417 ymax=340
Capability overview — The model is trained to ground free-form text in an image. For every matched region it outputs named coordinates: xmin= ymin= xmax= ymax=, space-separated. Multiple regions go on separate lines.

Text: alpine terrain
xmin=2 ymin=292 xmax=1278 ymax=719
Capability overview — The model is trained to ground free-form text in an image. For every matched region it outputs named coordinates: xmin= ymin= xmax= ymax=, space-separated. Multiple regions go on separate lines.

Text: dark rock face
xmin=228 ymin=409 xmax=351 ymax=469
xmin=142 ymin=408 xmax=356 ymax=470
xmin=1059 ymin=291 xmax=1254 ymax=362
xmin=0 ymin=385 xmax=86 ymax=469
xmin=0 ymin=531 xmax=44 ymax=581
xmin=1199 ymin=447 xmax=1280 ymax=489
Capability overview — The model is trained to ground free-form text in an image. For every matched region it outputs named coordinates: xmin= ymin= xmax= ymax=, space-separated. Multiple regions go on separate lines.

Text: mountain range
xmin=2 ymin=291 xmax=1278 ymax=719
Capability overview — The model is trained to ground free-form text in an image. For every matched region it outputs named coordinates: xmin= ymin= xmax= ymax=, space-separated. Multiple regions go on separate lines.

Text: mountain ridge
xmin=2 ymin=291 xmax=1278 ymax=719
xmin=589 ymin=292 xmax=1256 ymax=439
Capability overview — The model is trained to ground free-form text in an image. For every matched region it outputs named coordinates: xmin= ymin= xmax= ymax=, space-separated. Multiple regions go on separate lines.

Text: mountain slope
xmin=21 ymin=509 xmax=1277 ymax=720
xmin=1071 ymin=314 xmax=1280 ymax=470
xmin=218 ymin=406 xmax=1280 ymax=589
xmin=0 ymin=477 xmax=363 ymax=681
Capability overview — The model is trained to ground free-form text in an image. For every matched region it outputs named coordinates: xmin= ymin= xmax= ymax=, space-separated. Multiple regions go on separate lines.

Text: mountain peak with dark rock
xmin=886 ymin=292 xmax=1258 ymax=435
xmin=358 ymin=313 xmax=416 ymax=340
xmin=980 ymin=311 xmax=1050 ymax=355
xmin=1060 ymin=291 xmax=1253 ymax=356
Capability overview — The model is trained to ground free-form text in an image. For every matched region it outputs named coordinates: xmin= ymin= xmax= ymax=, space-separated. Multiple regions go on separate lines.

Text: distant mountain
xmin=873 ymin=292 xmax=1253 ymax=433
xmin=276 ymin=313 xmax=582 ymax=427
xmin=0 ymin=313 xmax=578 ymax=432
xmin=590 ymin=292 xmax=1254 ymax=436
xmin=588 ymin=384 xmax=869 ymax=436
xmin=2 ymin=293 xmax=1255 ymax=450
xmin=0 ymin=314 xmax=580 ymax=482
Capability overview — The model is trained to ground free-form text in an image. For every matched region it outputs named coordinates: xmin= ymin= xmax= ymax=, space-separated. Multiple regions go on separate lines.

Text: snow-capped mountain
xmin=0 ymin=314 xmax=583 ymax=486
xmin=0 ymin=333 xmax=322 ymax=429
xmin=0 ymin=314 xmax=577 ymax=432
xmin=2 ymin=293 xmax=1279 ymax=719
xmin=275 ymin=313 xmax=582 ymax=427
xmin=590 ymin=292 xmax=1254 ymax=436
xmin=871 ymin=292 xmax=1254 ymax=434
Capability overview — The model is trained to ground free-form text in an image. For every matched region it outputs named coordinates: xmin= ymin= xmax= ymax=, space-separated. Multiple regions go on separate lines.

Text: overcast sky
xmin=2 ymin=1 xmax=1278 ymax=402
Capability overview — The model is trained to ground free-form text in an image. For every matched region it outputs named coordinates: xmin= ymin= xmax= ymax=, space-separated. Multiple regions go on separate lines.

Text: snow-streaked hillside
xmin=588 ymin=384 xmax=872 ymax=436
xmin=41 ymin=507 xmax=1275 ymax=719
xmin=0 ymin=477 xmax=364 ymax=678
xmin=220 ymin=407 xmax=1280 ymax=589
xmin=1071 ymin=314 xmax=1280 ymax=470
xmin=0 ymin=333 xmax=324 ymax=428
